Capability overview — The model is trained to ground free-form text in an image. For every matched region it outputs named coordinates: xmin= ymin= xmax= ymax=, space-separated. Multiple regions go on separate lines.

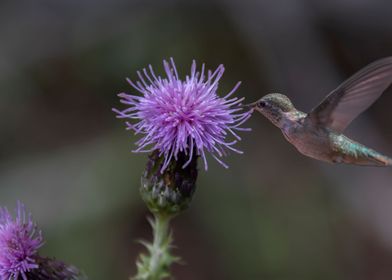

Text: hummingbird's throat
xmin=261 ymin=109 xmax=284 ymax=128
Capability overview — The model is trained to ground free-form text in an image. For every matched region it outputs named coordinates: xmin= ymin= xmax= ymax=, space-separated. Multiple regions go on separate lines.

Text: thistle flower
xmin=113 ymin=58 xmax=251 ymax=172
xmin=0 ymin=202 xmax=43 ymax=280
xmin=115 ymin=59 xmax=251 ymax=279
xmin=0 ymin=203 xmax=84 ymax=280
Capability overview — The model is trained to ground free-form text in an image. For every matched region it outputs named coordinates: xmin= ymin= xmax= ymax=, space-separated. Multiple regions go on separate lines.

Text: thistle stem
xmin=134 ymin=213 xmax=176 ymax=280
xmin=149 ymin=213 xmax=171 ymax=277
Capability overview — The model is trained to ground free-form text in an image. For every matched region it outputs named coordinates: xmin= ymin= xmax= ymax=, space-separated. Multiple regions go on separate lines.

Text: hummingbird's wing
xmin=308 ymin=57 xmax=392 ymax=132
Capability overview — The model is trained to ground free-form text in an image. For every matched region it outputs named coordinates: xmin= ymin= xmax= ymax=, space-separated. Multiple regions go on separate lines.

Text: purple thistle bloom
xmin=113 ymin=58 xmax=251 ymax=172
xmin=0 ymin=202 xmax=43 ymax=280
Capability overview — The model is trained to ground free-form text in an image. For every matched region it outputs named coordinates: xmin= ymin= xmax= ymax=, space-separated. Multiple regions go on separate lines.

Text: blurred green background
xmin=1 ymin=0 xmax=392 ymax=279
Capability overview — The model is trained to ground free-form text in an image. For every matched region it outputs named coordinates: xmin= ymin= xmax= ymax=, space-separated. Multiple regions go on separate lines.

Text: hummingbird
xmin=250 ymin=57 xmax=392 ymax=166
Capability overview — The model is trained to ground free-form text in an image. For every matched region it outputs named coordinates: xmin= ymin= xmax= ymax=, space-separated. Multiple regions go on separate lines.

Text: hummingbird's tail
xmin=346 ymin=143 xmax=392 ymax=167
xmin=369 ymin=153 xmax=392 ymax=166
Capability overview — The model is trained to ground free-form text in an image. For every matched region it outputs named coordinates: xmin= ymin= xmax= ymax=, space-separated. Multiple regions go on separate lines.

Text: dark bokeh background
xmin=1 ymin=1 xmax=392 ymax=279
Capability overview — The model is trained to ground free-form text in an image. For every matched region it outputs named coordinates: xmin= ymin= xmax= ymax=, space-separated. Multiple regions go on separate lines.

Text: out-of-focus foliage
xmin=1 ymin=1 xmax=392 ymax=279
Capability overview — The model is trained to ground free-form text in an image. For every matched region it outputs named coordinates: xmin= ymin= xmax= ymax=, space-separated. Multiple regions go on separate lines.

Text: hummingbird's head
xmin=252 ymin=93 xmax=295 ymax=127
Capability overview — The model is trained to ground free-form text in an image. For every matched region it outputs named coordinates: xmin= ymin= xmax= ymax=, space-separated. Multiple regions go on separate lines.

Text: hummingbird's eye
xmin=258 ymin=101 xmax=266 ymax=108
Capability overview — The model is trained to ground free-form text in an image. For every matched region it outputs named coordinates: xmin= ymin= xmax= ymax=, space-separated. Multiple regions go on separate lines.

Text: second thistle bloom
xmin=113 ymin=59 xmax=251 ymax=172
xmin=0 ymin=202 xmax=84 ymax=280
xmin=0 ymin=202 xmax=43 ymax=280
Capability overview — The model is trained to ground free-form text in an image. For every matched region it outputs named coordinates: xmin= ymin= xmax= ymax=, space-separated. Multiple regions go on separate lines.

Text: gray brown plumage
xmin=251 ymin=57 xmax=392 ymax=166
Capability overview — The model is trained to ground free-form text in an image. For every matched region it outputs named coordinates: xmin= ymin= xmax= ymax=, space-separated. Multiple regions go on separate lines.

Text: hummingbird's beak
xmin=242 ymin=101 xmax=258 ymax=109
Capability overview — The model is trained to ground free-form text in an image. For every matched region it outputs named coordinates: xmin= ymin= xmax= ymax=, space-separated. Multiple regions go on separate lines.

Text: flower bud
xmin=26 ymin=257 xmax=85 ymax=280
xmin=140 ymin=150 xmax=198 ymax=216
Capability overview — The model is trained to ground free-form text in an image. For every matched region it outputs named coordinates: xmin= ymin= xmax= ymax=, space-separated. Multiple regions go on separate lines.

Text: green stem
xmin=149 ymin=214 xmax=171 ymax=277
xmin=133 ymin=214 xmax=177 ymax=280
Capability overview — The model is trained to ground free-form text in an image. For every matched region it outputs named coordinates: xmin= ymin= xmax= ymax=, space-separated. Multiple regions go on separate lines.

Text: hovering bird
xmin=250 ymin=57 xmax=392 ymax=166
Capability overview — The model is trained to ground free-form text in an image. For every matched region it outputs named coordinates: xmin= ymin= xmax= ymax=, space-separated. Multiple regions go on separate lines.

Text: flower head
xmin=0 ymin=202 xmax=43 ymax=280
xmin=113 ymin=58 xmax=251 ymax=172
